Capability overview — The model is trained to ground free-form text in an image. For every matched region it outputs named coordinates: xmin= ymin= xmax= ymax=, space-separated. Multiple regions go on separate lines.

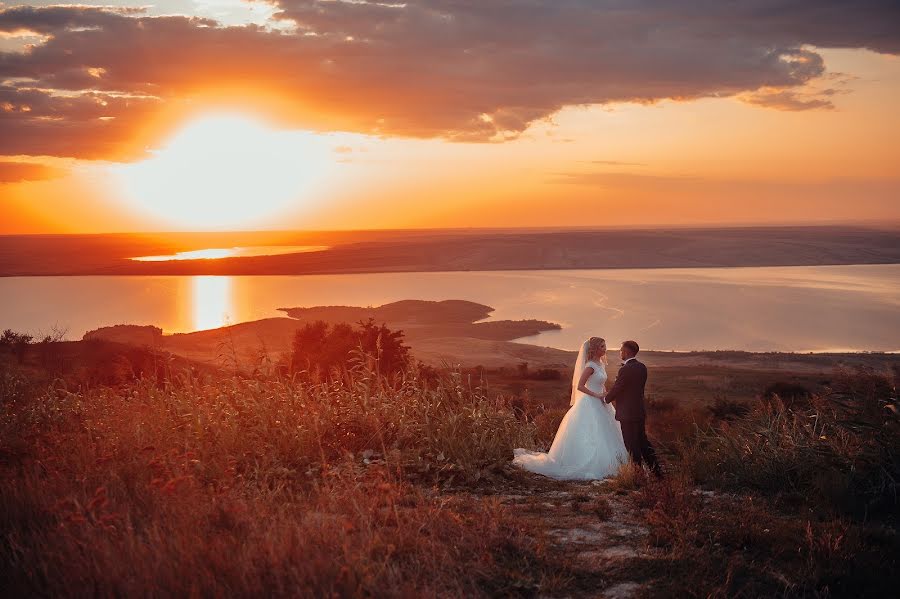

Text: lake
xmin=1 ymin=264 xmax=898 ymax=352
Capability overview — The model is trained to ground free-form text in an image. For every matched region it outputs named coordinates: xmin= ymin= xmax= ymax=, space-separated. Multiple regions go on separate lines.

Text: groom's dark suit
xmin=605 ymin=358 xmax=661 ymax=476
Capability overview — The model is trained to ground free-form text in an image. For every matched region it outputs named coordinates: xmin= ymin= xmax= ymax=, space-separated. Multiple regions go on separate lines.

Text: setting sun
xmin=109 ymin=114 xmax=337 ymax=230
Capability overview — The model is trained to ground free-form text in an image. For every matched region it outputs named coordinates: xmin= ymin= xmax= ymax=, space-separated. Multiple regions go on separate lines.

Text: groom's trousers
xmin=620 ymin=419 xmax=661 ymax=476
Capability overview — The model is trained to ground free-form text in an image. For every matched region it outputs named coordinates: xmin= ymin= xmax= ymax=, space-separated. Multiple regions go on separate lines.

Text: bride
xmin=513 ymin=337 xmax=628 ymax=480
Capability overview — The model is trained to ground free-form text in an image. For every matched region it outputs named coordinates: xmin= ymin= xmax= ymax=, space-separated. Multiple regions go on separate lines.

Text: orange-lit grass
xmin=0 ymin=368 xmax=561 ymax=596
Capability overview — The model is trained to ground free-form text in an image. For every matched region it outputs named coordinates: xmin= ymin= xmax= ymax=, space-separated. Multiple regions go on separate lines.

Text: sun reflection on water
xmin=192 ymin=276 xmax=233 ymax=331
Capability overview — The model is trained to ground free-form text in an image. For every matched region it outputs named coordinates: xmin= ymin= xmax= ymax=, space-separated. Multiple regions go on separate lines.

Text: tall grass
xmin=616 ymin=367 xmax=900 ymax=597
xmin=626 ymin=474 xmax=900 ymax=598
xmin=676 ymin=372 xmax=899 ymax=516
xmin=0 ymin=362 xmax=561 ymax=597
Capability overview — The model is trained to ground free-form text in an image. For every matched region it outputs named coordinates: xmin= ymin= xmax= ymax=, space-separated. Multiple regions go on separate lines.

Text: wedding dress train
xmin=513 ymin=349 xmax=628 ymax=480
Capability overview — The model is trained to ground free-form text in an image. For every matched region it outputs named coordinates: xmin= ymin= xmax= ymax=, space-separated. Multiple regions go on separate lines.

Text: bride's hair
xmin=587 ymin=337 xmax=607 ymax=364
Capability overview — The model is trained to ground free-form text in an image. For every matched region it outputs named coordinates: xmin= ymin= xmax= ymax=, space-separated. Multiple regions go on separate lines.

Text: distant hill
xmin=3 ymin=225 xmax=899 ymax=276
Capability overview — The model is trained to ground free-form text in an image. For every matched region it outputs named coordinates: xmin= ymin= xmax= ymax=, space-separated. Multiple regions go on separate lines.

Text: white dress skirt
xmin=513 ymin=360 xmax=628 ymax=480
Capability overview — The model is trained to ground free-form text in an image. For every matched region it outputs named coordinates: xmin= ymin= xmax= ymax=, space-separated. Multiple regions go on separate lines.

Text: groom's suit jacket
xmin=605 ymin=359 xmax=648 ymax=422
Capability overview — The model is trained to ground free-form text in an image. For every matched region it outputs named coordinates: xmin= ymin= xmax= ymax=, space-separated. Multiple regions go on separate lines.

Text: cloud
xmin=0 ymin=159 xmax=63 ymax=182
xmin=0 ymin=84 xmax=164 ymax=159
xmin=0 ymin=1 xmax=898 ymax=159
xmin=740 ymin=89 xmax=834 ymax=111
xmin=739 ymin=85 xmax=852 ymax=111
xmin=738 ymin=69 xmax=855 ymax=111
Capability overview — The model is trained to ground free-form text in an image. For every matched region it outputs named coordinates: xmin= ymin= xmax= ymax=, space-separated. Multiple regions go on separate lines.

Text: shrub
xmin=290 ymin=319 xmax=410 ymax=380
xmin=829 ymin=366 xmax=895 ymax=417
xmin=0 ymin=329 xmax=33 ymax=364
xmin=529 ymin=368 xmax=562 ymax=381
xmin=0 ymin=365 xmax=30 ymax=405
xmin=707 ymin=396 xmax=750 ymax=421
xmin=647 ymin=396 xmax=677 ymax=413
xmin=763 ymin=380 xmax=812 ymax=409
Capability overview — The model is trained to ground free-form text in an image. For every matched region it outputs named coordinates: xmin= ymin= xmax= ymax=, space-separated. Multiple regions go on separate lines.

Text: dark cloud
xmin=0 ymin=4 xmax=146 ymax=34
xmin=0 ymin=1 xmax=898 ymax=159
xmin=0 ymin=84 xmax=163 ymax=159
xmin=0 ymin=159 xmax=63 ymax=182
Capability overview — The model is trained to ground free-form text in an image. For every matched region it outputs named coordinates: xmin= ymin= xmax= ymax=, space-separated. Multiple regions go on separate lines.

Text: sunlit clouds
xmin=0 ymin=1 xmax=898 ymax=231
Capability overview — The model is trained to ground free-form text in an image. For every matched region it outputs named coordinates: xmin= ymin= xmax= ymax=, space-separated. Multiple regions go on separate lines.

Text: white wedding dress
xmin=512 ymin=342 xmax=628 ymax=480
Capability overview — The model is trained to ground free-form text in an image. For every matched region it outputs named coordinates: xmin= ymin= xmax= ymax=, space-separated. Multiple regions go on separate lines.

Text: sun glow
xmin=110 ymin=114 xmax=336 ymax=230
xmin=130 ymin=245 xmax=329 ymax=262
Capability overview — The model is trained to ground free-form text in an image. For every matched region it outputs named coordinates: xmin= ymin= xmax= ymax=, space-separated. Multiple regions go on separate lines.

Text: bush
xmin=290 ymin=319 xmax=410 ymax=380
xmin=763 ymin=380 xmax=812 ymax=409
xmin=647 ymin=396 xmax=677 ymax=413
xmin=0 ymin=365 xmax=30 ymax=406
xmin=0 ymin=329 xmax=33 ymax=364
xmin=707 ymin=396 xmax=750 ymax=421
xmin=829 ymin=366 xmax=895 ymax=417
xmin=529 ymin=368 xmax=562 ymax=381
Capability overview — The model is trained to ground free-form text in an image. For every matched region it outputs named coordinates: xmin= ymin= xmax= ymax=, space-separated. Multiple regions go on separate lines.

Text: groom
xmin=604 ymin=340 xmax=662 ymax=477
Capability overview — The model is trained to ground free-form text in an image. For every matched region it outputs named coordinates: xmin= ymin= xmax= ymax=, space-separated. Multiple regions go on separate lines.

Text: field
xmin=1 ymin=336 xmax=897 ymax=597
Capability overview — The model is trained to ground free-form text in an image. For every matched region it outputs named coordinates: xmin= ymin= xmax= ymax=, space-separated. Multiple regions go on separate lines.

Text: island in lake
xmin=83 ymin=299 xmax=567 ymax=367
xmin=81 ymin=298 xmax=897 ymax=407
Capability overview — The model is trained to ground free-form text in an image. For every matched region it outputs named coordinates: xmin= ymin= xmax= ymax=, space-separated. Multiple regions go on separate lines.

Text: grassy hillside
xmin=1 ymin=339 xmax=897 ymax=597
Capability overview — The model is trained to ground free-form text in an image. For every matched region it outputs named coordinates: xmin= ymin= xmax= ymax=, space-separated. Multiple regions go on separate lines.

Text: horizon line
xmin=2 ymin=219 xmax=899 ymax=238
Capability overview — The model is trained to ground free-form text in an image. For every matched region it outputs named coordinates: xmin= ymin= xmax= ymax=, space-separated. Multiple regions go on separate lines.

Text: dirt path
xmin=467 ymin=468 xmax=662 ymax=598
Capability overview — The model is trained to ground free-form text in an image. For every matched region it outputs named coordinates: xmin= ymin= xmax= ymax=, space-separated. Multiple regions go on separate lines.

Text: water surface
xmin=1 ymin=264 xmax=897 ymax=352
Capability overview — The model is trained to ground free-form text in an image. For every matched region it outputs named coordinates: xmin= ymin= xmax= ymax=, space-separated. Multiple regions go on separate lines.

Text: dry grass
xmin=675 ymin=380 xmax=899 ymax=517
xmin=2 ymin=347 xmax=897 ymax=598
xmin=0 ymin=361 xmax=566 ymax=597
xmin=622 ymin=475 xmax=900 ymax=598
xmin=604 ymin=463 xmax=648 ymax=494
xmin=619 ymin=367 xmax=900 ymax=597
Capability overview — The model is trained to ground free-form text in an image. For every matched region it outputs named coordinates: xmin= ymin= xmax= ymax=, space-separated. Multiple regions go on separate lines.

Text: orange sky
xmin=1 ymin=2 xmax=898 ymax=233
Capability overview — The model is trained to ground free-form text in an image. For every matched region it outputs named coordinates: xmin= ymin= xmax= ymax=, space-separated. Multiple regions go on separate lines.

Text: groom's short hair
xmin=622 ymin=340 xmax=639 ymax=355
